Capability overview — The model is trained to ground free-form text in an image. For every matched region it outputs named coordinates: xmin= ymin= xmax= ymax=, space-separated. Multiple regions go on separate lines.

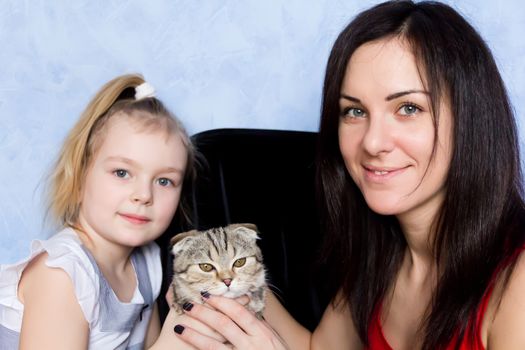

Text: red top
xmin=367 ymin=245 xmax=525 ymax=350
xmin=367 ymin=289 xmax=491 ymax=350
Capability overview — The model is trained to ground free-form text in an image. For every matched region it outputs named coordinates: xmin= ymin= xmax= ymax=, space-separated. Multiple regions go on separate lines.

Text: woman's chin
xmin=365 ymin=200 xmax=404 ymax=216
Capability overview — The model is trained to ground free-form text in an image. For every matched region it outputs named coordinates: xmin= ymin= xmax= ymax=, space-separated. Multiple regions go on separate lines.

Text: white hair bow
xmin=135 ymin=82 xmax=156 ymax=100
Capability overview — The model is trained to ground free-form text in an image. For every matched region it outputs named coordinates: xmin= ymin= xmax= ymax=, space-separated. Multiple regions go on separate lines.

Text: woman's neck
xmin=396 ymin=218 xmax=439 ymax=287
xmin=396 ymin=195 xmax=443 ymax=269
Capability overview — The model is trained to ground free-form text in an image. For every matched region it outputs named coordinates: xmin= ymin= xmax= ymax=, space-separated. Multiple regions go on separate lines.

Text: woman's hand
xmin=148 ymin=287 xmax=227 ymax=349
xmin=148 ymin=304 xmax=228 ymax=350
xmin=173 ymin=292 xmax=289 ymax=350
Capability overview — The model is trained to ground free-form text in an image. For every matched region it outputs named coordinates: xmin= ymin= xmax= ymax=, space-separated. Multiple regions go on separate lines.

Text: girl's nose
xmin=131 ymin=182 xmax=153 ymax=205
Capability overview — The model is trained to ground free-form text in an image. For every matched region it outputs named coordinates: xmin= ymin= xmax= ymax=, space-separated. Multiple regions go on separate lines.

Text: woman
xmin=156 ymin=1 xmax=525 ymax=349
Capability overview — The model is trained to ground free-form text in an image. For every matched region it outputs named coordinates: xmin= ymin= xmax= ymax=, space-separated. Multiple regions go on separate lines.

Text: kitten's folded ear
xmin=228 ymin=223 xmax=260 ymax=240
xmin=228 ymin=223 xmax=258 ymax=232
xmin=169 ymin=230 xmax=199 ymax=248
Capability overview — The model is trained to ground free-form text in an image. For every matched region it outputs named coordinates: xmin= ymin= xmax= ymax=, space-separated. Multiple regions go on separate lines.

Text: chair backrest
xmin=156 ymin=128 xmax=329 ymax=331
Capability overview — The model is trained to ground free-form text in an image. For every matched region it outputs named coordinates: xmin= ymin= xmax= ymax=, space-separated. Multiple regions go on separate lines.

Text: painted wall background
xmin=1 ymin=0 xmax=524 ymax=264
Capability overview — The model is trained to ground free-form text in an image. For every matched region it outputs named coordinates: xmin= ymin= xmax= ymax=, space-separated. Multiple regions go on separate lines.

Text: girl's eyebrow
xmin=105 ymin=156 xmax=184 ymax=174
xmin=105 ymin=156 xmax=136 ymax=166
xmin=340 ymin=90 xmax=429 ymax=103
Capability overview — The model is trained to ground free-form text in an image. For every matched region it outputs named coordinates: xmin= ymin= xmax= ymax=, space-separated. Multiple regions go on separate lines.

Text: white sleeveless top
xmin=0 ymin=228 xmax=162 ymax=350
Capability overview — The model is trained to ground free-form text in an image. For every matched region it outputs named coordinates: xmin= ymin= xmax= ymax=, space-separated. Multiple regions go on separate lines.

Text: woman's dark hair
xmin=316 ymin=1 xmax=525 ymax=348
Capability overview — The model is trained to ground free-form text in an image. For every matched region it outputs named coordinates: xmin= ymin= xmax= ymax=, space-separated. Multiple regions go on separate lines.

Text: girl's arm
xmin=18 ymin=253 xmax=89 ymax=350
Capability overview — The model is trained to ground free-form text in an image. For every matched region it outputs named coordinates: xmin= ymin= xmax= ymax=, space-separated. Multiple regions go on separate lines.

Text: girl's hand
xmin=173 ymin=293 xmax=289 ymax=350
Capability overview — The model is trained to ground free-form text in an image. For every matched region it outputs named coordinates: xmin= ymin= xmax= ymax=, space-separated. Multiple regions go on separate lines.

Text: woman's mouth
xmin=363 ymin=165 xmax=408 ymax=182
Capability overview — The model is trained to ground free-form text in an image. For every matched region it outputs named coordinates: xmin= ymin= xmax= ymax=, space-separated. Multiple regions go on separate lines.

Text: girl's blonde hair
xmin=48 ymin=73 xmax=195 ymax=228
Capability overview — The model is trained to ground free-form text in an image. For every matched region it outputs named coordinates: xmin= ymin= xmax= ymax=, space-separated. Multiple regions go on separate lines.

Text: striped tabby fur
xmin=170 ymin=223 xmax=266 ymax=316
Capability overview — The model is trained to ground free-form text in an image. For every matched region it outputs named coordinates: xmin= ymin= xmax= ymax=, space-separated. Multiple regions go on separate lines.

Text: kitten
xmin=170 ymin=223 xmax=266 ymax=317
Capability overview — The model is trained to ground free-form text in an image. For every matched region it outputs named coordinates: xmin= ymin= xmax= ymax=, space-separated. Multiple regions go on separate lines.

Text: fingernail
xmin=174 ymin=324 xmax=185 ymax=334
xmin=182 ymin=302 xmax=194 ymax=311
xmin=200 ymin=291 xmax=210 ymax=299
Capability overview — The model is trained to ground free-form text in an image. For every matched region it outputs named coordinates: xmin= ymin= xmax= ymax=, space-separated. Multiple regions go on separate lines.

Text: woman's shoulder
xmin=485 ymin=245 xmax=525 ymax=349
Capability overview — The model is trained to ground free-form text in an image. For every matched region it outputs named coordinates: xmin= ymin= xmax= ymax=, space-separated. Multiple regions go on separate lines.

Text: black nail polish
xmin=182 ymin=302 xmax=194 ymax=311
xmin=174 ymin=324 xmax=185 ymax=334
xmin=200 ymin=291 xmax=211 ymax=299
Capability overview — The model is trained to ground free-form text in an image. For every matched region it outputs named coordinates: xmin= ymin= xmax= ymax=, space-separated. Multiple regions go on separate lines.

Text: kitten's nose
xmin=223 ymin=278 xmax=232 ymax=287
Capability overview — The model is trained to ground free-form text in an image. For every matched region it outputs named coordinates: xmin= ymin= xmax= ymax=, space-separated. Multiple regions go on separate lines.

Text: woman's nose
xmin=362 ymin=116 xmax=395 ymax=156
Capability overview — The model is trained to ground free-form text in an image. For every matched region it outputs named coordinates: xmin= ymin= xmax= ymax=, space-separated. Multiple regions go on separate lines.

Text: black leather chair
xmin=156 ymin=128 xmax=329 ymax=331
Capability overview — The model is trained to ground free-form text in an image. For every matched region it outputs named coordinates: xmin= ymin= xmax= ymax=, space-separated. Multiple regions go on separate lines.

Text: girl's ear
xmin=170 ymin=230 xmax=199 ymax=255
xmin=228 ymin=223 xmax=260 ymax=240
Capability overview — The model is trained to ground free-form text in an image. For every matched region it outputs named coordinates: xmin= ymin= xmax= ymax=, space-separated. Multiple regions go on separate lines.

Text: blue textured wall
xmin=1 ymin=1 xmax=524 ymax=263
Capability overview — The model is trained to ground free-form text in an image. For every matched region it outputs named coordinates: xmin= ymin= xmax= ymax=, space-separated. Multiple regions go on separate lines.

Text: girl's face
xmin=338 ymin=38 xmax=453 ymax=226
xmin=78 ymin=115 xmax=187 ymax=249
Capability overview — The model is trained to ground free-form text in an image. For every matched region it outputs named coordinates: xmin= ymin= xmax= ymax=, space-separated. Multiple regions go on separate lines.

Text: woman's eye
xmin=157 ymin=178 xmax=173 ymax=187
xmin=342 ymin=107 xmax=366 ymax=119
xmin=199 ymin=263 xmax=215 ymax=272
xmin=114 ymin=169 xmax=129 ymax=178
xmin=399 ymin=103 xmax=421 ymax=116
xmin=233 ymin=257 xmax=247 ymax=268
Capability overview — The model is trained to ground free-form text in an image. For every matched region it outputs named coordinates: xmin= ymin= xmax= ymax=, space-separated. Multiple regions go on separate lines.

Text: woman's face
xmin=338 ymin=38 xmax=453 ymax=226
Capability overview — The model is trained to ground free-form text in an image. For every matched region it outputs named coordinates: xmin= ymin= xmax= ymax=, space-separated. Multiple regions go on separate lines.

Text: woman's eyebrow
xmin=340 ymin=90 xmax=429 ymax=103
xmin=340 ymin=94 xmax=361 ymax=103
xmin=385 ymin=89 xmax=429 ymax=101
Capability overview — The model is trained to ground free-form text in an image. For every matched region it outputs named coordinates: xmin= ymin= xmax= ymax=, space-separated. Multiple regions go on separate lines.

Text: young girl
xmin=162 ymin=1 xmax=525 ymax=349
xmin=0 ymin=74 xmax=194 ymax=349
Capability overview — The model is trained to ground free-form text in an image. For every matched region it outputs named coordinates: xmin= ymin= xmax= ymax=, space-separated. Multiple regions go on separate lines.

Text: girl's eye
xmin=157 ymin=178 xmax=173 ymax=187
xmin=233 ymin=257 xmax=246 ymax=268
xmin=398 ymin=103 xmax=421 ymax=116
xmin=199 ymin=263 xmax=215 ymax=272
xmin=114 ymin=169 xmax=129 ymax=178
xmin=342 ymin=107 xmax=366 ymax=119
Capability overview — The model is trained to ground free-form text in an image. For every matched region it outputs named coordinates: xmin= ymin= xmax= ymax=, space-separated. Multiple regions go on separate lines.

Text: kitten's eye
xmin=233 ymin=258 xmax=246 ymax=268
xmin=199 ymin=263 xmax=214 ymax=272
